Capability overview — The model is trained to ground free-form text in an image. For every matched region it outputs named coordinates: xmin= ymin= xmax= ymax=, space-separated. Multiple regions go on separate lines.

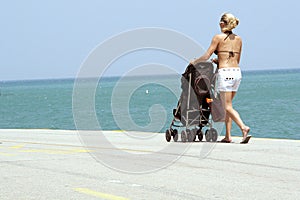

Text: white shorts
xmin=217 ymin=68 xmax=242 ymax=92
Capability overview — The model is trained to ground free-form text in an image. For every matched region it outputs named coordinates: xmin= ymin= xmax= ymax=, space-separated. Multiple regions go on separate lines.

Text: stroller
xmin=165 ymin=61 xmax=224 ymax=142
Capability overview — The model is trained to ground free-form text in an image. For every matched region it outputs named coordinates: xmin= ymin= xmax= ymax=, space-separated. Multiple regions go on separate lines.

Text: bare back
xmin=216 ymin=33 xmax=242 ymax=68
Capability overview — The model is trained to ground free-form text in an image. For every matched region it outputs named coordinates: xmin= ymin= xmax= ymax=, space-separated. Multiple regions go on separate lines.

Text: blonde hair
xmin=220 ymin=13 xmax=239 ymax=32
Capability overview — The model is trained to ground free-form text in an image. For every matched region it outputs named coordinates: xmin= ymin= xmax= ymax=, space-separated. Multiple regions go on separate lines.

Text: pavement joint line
xmin=74 ymin=188 xmax=130 ymax=200
xmin=206 ymin=157 xmax=300 ymax=172
xmin=1 ymin=129 xmax=300 ymax=141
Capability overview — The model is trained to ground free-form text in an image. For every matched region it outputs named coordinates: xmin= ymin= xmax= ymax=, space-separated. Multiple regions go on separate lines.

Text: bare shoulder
xmin=211 ymin=34 xmax=224 ymax=43
xmin=214 ymin=33 xmax=224 ymax=40
xmin=234 ymin=34 xmax=242 ymax=41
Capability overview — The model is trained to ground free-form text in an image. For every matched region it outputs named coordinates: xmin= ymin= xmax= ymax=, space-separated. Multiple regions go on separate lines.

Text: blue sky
xmin=1 ymin=0 xmax=299 ymax=80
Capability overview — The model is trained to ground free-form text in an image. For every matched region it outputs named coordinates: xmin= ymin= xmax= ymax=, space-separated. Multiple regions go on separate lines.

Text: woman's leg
xmin=224 ymin=114 xmax=232 ymax=141
xmin=221 ymin=91 xmax=250 ymax=138
xmin=223 ymin=92 xmax=235 ymax=141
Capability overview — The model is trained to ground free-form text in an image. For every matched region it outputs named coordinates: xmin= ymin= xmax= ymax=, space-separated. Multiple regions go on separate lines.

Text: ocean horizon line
xmin=1 ymin=67 xmax=300 ymax=83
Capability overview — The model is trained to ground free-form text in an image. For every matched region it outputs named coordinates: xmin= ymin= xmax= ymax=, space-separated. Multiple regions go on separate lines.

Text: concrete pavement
xmin=0 ymin=129 xmax=299 ymax=200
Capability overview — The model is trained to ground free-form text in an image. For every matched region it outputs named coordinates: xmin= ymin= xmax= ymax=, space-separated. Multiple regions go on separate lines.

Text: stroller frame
xmin=165 ymin=62 xmax=219 ymax=142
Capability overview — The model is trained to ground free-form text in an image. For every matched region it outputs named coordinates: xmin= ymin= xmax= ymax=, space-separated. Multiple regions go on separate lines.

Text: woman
xmin=191 ymin=13 xmax=251 ymax=143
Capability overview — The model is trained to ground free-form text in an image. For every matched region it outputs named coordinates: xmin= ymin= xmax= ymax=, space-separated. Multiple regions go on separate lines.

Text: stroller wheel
xmin=188 ymin=129 xmax=196 ymax=142
xmin=205 ymin=129 xmax=212 ymax=142
xmin=205 ymin=129 xmax=218 ymax=142
xmin=181 ymin=130 xmax=187 ymax=142
xmin=197 ymin=129 xmax=203 ymax=141
xmin=193 ymin=129 xmax=198 ymax=142
xmin=165 ymin=129 xmax=171 ymax=142
xmin=210 ymin=128 xmax=218 ymax=142
xmin=173 ymin=129 xmax=178 ymax=142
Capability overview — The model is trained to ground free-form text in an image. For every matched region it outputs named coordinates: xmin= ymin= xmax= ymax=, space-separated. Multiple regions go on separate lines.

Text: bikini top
xmin=214 ymin=50 xmax=240 ymax=57
xmin=214 ymin=31 xmax=240 ymax=57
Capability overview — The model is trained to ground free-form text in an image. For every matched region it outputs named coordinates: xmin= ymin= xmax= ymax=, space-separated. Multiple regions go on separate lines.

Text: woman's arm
xmin=191 ymin=35 xmax=219 ymax=65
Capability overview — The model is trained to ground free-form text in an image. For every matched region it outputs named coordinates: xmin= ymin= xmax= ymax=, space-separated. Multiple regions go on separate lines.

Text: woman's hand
xmin=190 ymin=58 xmax=197 ymax=66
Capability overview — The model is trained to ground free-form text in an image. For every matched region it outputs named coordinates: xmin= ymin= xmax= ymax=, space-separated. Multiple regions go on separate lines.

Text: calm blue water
xmin=0 ymin=69 xmax=299 ymax=139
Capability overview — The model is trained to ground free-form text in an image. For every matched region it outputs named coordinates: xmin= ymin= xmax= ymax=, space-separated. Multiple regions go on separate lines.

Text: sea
xmin=0 ymin=68 xmax=299 ymax=140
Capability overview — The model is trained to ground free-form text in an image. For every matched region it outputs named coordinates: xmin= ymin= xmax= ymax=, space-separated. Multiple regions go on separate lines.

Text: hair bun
xmin=233 ymin=17 xmax=239 ymax=28
xmin=221 ymin=13 xmax=239 ymax=32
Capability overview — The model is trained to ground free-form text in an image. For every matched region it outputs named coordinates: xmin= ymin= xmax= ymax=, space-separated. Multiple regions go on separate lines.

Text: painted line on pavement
xmin=0 ymin=152 xmax=15 ymax=156
xmin=19 ymin=148 xmax=93 ymax=155
xmin=74 ymin=188 xmax=130 ymax=200
xmin=1 ymin=140 xmax=158 ymax=154
xmin=0 ymin=143 xmax=93 ymax=156
xmin=10 ymin=145 xmax=24 ymax=149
